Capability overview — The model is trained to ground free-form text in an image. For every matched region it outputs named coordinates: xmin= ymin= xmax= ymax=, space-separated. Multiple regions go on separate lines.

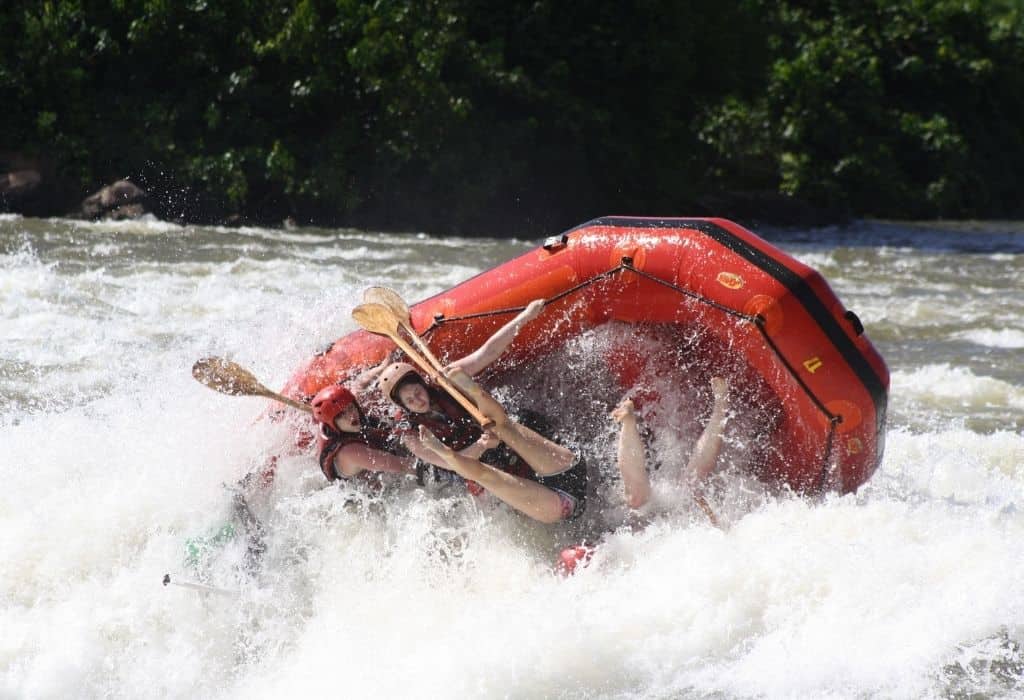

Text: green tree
xmin=701 ymin=0 xmax=1024 ymax=218
xmin=3 ymin=0 xmax=1023 ymax=231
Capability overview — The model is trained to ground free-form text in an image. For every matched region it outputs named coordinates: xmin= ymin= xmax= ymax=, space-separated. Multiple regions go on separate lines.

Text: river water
xmin=2 ymin=214 xmax=1022 ymax=699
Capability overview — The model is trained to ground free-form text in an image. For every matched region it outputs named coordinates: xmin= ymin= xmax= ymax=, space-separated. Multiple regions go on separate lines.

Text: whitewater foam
xmin=2 ymin=218 xmax=1022 ymax=699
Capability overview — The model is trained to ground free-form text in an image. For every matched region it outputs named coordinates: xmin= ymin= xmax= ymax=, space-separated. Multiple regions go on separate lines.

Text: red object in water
xmin=556 ymin=545 xmax=596 ymax=575
xmin=280 ymin=217 xmax=889 ymax=494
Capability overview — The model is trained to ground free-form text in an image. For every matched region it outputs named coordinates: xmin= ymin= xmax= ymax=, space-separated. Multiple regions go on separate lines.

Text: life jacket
xmin=317 ymin=415 xmax=393 ymax=481
xmin=395 ymin=386 xmax=482 ymax=451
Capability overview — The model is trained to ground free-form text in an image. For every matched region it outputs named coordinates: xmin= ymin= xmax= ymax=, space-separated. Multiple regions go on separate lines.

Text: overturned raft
xmin=282 ymin=217 xmax=889 ymax=494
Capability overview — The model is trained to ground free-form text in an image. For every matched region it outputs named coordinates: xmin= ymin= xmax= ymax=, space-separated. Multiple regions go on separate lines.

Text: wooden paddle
xmin=351 ymin=302 xmax=493 ymax=427
xmin=191 ymin=357 xmax=311 ymax=413
xmin=362 ymin=286 xmax=445 ymax=373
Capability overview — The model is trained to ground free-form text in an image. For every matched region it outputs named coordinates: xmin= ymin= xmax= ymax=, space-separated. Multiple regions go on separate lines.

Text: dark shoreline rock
xmin=0 ymin=169 xmax=42 ymax=204
xmin=1 ymin=152 xmax=66 ymax=216
xmin=71 ymin=179 xmax=152 ymax=221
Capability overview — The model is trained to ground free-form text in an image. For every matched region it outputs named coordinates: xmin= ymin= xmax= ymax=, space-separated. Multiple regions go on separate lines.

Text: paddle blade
xmin=192 ymin=357 xmax=267 ymax=397
xmin=363 ymin=286 xmax=448 ymax=372
xmin=352 ymin=302 xmax=401 ymax=336
xmin=363 ymin=286 xmax=410 ymax=320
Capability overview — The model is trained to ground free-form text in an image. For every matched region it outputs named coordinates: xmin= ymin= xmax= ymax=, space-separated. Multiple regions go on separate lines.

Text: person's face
xmin=334 ymin=403 xmax=361 ymax=432
xmin=397 ymin=381 xmax=430 ymax=413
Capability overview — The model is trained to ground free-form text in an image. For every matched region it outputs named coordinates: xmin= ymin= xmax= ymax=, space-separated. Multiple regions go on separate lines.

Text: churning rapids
xmin=2 ymin=214 xmax=1023 ymax=699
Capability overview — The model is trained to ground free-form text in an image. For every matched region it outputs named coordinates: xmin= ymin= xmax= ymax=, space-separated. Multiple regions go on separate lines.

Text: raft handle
xmin=843 ymin=310 xmax=865 ymax=336
xmin=543 ymin=234 xmax=568 ymax=252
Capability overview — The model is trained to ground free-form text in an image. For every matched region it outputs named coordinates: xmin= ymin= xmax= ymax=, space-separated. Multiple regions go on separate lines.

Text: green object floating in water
xmin=184 ymin=522 xmax=237 ymax=569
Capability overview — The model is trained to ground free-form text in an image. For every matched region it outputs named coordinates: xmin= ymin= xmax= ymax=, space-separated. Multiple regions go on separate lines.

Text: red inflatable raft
xmin=282 ymin=217 xmax=889 ymax=494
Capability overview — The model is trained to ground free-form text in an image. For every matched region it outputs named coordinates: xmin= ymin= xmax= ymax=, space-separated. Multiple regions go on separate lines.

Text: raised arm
xmin=449 ymin=299 xmax=545 ymax=377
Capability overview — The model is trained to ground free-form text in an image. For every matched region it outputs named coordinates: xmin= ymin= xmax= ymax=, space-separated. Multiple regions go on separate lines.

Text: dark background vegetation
xmin=2 ymin=0 xmax=1023 ymax=235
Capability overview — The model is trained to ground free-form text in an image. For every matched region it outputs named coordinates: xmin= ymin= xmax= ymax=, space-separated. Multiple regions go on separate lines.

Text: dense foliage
xmin=2 ymin=0 xmax=1023 ymax=233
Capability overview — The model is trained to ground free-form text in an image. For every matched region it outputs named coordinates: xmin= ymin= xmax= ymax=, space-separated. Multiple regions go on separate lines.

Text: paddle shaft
xmin=162 ymin=573 xmax=237 ymax=597
xmin=254 ymin=387 xmax=312 ymax=413
xmin=398 ymin=317 xmax=445 ymax=374
xmin=693 ymin=493 xmax=719 ymax=527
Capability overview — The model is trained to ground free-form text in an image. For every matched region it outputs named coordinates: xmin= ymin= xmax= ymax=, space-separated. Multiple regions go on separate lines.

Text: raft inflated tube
xmin=282 ymin=217 xmax=889 ymax=495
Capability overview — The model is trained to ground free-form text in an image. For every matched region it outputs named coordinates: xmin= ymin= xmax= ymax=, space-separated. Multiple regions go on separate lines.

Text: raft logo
xmin=716 ymin=271 xmax=745 ymax=290
xmin=803 ymin=356 xmax=824 ymax=373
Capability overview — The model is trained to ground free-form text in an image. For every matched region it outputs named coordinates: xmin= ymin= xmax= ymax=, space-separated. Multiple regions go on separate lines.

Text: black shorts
xmin=477 ymin=409 xmax=588 ymax=521
xmin=479 ymin=445 xmax=588 ymax=521
xmin=533 ymin=453 xmax=588 ymax=521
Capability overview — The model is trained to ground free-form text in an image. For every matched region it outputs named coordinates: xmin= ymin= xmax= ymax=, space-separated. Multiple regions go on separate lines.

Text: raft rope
xmin=420 ymin=257 xmax=842 ymax=492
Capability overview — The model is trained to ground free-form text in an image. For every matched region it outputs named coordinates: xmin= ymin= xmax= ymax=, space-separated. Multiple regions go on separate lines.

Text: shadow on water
xmin=757 ymin=219 xmax=1024 ymax=254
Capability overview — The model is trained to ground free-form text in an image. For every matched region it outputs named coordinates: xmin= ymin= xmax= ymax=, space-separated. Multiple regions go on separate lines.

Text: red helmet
xmin=311 ymin=384 xmax=356 ymax=429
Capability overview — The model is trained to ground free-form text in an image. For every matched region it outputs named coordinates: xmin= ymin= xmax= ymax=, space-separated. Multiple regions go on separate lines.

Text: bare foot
xmin=521 ymin=299 xmax=545 ymax=323
xmin=446 ymin=367 xmax=509 ymax=427
xmin=611 ymin=398 xmax=637 ymax=423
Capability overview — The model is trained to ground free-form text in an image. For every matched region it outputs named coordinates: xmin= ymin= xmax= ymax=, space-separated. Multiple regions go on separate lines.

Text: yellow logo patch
xmin=716 ymin=271 xmax=745 ymax=290
xmin=803 ymin=357 xmax=824 ymax=373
